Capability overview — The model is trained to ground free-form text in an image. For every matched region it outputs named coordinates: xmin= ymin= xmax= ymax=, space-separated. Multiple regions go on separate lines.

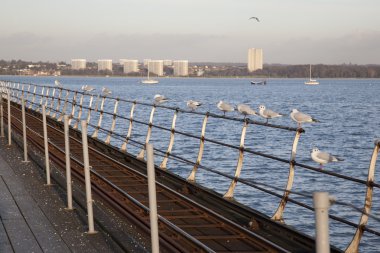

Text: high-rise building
xmin=173 ymin=60 xmax=189 ymax=76
xmin=71 ymin=59 xmax=86 ymax=70
xmin=247 ymin=48 xmax=263 ymax=72
xmin=143 ymin=59 xmax=151 ymax=66
xmin=148 ymin=60 xmax=164 ymax=76
xmin=123 ymin=60 xmax=139 ymax=74
xmin=98 ymin=59 xmax=113 ymax=72
xmin=163 ymin=60 xmax=173 ymax=66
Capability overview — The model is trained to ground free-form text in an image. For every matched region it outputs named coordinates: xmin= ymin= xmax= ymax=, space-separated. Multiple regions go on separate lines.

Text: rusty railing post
xmin=223 ymin=120 xmax=248 ymax=199
xmin=137 ymin=105 xmax=156 ymax=160
xmin=121 ymin=101 xmax=136 ymax=152
xmin=187 ymin=113 xmax=209 ymax=182
xmin=58 ymin=90 xmax=70 ymax=121
xmin=272 ymin=128 xmax=303 ymax=222
xmin=73 ymin=93 xmax=84 ymax=129
xmin=159 ymin=109 xmax=178 ymax=170
xmin=105 ymin=98 xmax=119 ymax=144
xmin=345 ymin=140 xmax=380 ymax=253
xmin=68 ymin=91 xmax=78 ymax=125
xmin=92 ymin=96 xmax=106 ymax=139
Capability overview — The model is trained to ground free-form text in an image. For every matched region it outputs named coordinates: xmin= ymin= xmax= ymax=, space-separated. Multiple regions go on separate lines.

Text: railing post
xmin=0 ymin=93 xmax=4 ymax=137
xmin=187 ymin=113 xmax=209 ymax=182
xmin=223 ymin=120 xmax=248 ymax=199
xmin=58 ymin=90 xmax=70 ymax=121
xmin=29 ymin=85 xmax=37 ymax=109
xmin=159 ymin=109 xmax=178 ymax=170
xmin=313 ymin=192 xmax=330 ymax=253
xmin=42 ymin=105 xmax=51 ymax=186
xmin=81 ymin=120 xmax=97 ymax=234
xmin=272 ymin=128 xmax=303 ymax=222
xmin=86 ymin=95 xmax=95 ymax=124
xmin=73 ymin=94 xmax=84 ymax=129
xmin=121 ymin=101 xmax=136 ymax=152
xmin=345 ymin=139 xmax=380 ymax=253
xmin=92 ymin=97 xmax=106 ymax=139
xmin=7 ymin=91 xmax=11 ymax=146
xmin=21 ymin=98 xmax=29 ymax=163
xmin=137 ymin=105 xmax=156 ymax=160
xmin=105 ymin=98 xmax=119 ymax=144
xmin=69 ymin=91 xmax=78 ymax=125
xmin=64 ymin=115 xmax=73 ymax=210
xmin=146 ymin=143 xmax=160 ymax=253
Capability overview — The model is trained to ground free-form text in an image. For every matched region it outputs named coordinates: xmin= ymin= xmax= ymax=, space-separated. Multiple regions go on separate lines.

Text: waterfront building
xmin=119 ymin=59 xmax=129 ymax=65
xmin=247 ymin=48 xmax=263 ymax=72
xmin=173 ymin=60 xmax=189 ymax=76
xmin=71 ymin=59 xmax=86 ymax=70
xmin=163 ymin=60 xmax=173 ymax=66
xmin=148 ymin=60 xmax=164 ymax=76
xmin=123 ymin=60 xmax=139 ymax=74
xmin=143 ymin=59 xmax=151 ymax=66
xmin=98 ymin=59 xmax=113 ymax=72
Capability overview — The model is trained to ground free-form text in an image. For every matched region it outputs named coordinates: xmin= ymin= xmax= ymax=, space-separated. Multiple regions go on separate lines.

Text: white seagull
xmin=187 ymin=100 xmax=202 ymax=111
xmin=101 ymin=87 xmax=112 ymax=96
xmin=154 ymin=94 xmax=169 ymax=104
xmin=54 ymin=80 xmax=62 ymax=87
xmin=259 ymin=105 xmax=283 ymax=123
xmin=290 ymin=109 xmax=319 ymax=127
xmin=81 ymin=85 xmax=95 ymax=93
xmin=249 ymin=16 xmax=260 ymax=22
xmin=217 ymin=101 xmax=234 ymax=116
xmin=310 ymin=147 xmax=344 ymax=169
xmin=237 ymin=104 xmax=258 ymax=118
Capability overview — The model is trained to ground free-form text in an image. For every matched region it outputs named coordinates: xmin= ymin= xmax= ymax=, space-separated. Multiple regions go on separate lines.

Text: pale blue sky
xmin=1 ymin=0 xmax=379 ymax=64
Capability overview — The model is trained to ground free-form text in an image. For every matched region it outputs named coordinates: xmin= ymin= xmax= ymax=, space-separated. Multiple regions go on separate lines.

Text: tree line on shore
xmin=1 ymin=59 xmax=380 ymax=78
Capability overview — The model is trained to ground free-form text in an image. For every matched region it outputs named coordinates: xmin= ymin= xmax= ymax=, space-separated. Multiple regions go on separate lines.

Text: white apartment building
xmin=143 ymin=59 xmax=151 ymax=66
xmin=247 ymin=48 xmax=263 ymax=72
xmin=148 ymin=60 xmax=164 ymax=76
xmin=163 ymin=60 xmax=173 ymax=66
xmin=123 ymin=60 xmax=139 ymax=74
xmin=71 ymin=59 xmax=86 ymax=70
xmin=98 ymin=59 xmax=113 ymax=72
xmin=173 ymin=60 xmax=189 ymax=76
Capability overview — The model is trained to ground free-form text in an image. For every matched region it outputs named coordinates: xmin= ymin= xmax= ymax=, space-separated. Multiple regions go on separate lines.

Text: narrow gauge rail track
xmin=6 ymin=102 xmax=294 ymax=252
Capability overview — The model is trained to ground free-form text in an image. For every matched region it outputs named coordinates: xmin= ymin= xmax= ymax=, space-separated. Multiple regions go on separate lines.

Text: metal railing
xmin=1 ymin=80 xmax=379 ymax=252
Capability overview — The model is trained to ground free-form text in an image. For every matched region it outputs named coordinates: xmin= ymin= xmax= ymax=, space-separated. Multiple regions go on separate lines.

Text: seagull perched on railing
xmin=81 ymin=85 xmax=95 ymax=93
xmin=237 ymin=104 xmax=258 ymax=119
xmin=101 ymin=87 xmax=112 ymax=96
xmin=259 ymin=105 xmax=283 ymax=123
xmin=290 ymin=109 xmax=319 ymax=128
xmin=249 ymin=16 xmax=260 ymax=22
xmin=217 ymin=101 xmax=234 ymax=116
xmin=154 ymin=94 xmax=169 ymax=104
xmin=187 ymin=100 xmax=202 ymax=111
xmin=54 ymin=80 xmax=62 ymax=87
xmin=311 ymin=147 xmax=344 ymax=169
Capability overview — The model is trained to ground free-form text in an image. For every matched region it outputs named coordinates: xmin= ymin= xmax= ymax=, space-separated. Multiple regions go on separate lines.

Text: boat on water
xmin=141 ymin=62 xmax=159 ymax=84
xmin=251 ymin=80 xmax=267 ymax=85
xmin=305 ymin=64 xmax=319 ymax=85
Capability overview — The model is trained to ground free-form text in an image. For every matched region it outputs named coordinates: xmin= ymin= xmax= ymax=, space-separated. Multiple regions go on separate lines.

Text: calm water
xmin=3 ymin=76 xmax=380 ymax=252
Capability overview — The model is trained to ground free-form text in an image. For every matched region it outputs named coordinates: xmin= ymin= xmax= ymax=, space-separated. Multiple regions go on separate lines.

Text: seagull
xmin=154 ymin=94 xmax=168 ymax=104
xmin=290 ymin=109 xmax=319 ymax=127
xmin=217 ymin=101 xmax=234 ymax=116
xmin=101 ymin=87 xmax=112 ymax=96
xmin=81 ymin=85 xmax=95 ymax=93
xmin=54 ymin=80 xmax=62 ymax=87
xmin=259 ymin=105 xmax=283 ymax=123
xmin=249 ymin=17 xmax=260 ymax=22
xmin=187 ymin=100 xmax=202 ymax=111
xmin=237 ymin=104 xmax=258 ymax=118
xmin=310 ymin=147 xmax=344 ymax=169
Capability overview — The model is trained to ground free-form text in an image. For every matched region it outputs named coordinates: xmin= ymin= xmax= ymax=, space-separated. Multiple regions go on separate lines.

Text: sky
xmin=1 ymin=0 xmax=380 ymax=64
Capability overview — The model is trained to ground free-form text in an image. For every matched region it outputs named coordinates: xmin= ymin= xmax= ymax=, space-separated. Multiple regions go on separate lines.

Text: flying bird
xmin=259 ymin=105 xmax=283 ymax=123
xmin=154 ymin=94 xmax=169 ymax=104
xmin=187 ymin=100 xmax=202 ymax=111
xmin=249 ymin=16 xmax=260 ymax=22
xmin=290 ymin=109 xmax=319 ymax=127
xmin=237 ymin=104 xmax=258 ymax=118
xmin=101 ymin=87 xmax=112 ymax=96
xmin=81 ymin=85 xmax=95 ymax=93
xmin=217 ymin=101 xmax=234 ymax=116
xmin=310 ymin=147 xmax=344 ymax=169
